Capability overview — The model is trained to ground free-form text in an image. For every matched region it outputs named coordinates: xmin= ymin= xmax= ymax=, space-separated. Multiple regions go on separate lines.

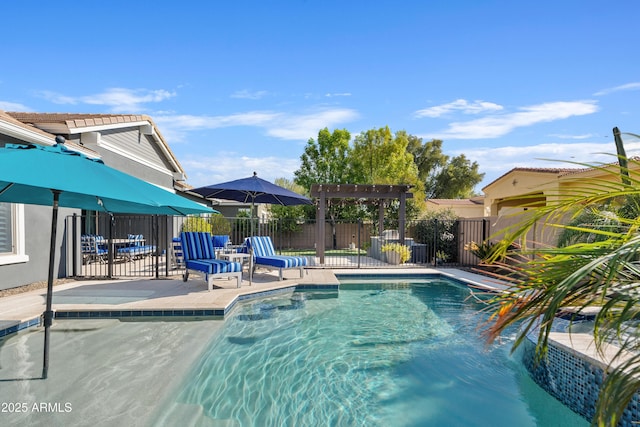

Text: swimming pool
xmin=154 ymin=277 xmax=589 ymax=426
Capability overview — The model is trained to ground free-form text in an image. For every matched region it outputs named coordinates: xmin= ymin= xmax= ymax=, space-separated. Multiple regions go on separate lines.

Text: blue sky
xmin=2 ymin=0 xmax=639 ymax=192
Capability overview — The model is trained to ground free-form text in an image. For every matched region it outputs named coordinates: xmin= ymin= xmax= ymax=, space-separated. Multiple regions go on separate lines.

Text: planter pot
xmin=385 ymin=251 xmax=401 ymax=265
xmin=410 ymin=244 xmax=427 ymax=263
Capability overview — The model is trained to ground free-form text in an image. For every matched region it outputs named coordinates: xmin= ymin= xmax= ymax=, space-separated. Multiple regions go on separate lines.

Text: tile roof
xmin=5 ymin=112 xmax=182 ymax=175
xmin=0 ymin=110 xmax=57 ymax=141
xmin=427 ymin=198 xmax=484 ymax=206
xmin=0 ymin=110 xmax=89 ymax=154
xmin=5 ymin=112 xmax=149 ymax=130
xmin=482 ymin=166 xmax=584 ymax=191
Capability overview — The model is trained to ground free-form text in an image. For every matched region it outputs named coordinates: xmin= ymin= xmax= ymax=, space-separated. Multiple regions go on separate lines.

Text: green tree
xmin=348 ymin=127 xmax=425 ymax=228
xmin=295 ymin=127 xmax=351 ymax=189
xmin=484 ymin=149 xmax=640 ymax=426
xmin=429 ymin=154 xmax=484 ymax=199
xmin=406 ymin=136 xmax=484 ymax=199
xmin=294 ymin=128 xmax=353 ymax=248
xmin=350 ymin=127 xmax=419 ymax=186
xmin=268 ymin=178 xmax=309 ymax=231
xmin=406 ymin=135 xmax=448 ymax=183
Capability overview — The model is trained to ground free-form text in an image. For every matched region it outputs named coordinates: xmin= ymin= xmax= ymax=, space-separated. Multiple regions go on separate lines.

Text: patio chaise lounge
xmin=117 ymin=234 xmax=156 ymax=261
xmin=181 ymin=232 xmax=242 ymax=290
xmin=246 ymin=235 xmax=308 ymax=281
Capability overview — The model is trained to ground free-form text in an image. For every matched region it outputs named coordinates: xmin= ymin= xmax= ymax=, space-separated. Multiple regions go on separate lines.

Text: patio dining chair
xmin=80 ymin=234 xmax=108 ymax=264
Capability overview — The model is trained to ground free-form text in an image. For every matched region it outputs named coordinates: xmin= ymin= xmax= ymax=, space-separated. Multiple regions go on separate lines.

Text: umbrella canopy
xmin=0 ymin=142 xmax=215 ymax=379
xmin=190 ymin=172 xmax=312 ymax=284
xmin=0 ymin=143 xmax=212 ymax=215
xmin=189 ymin=172 xmax=313 ymax=207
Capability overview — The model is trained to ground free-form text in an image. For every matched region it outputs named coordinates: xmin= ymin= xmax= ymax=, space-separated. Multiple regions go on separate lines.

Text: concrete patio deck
xmin=0 ymin=267 xmax=507 ymax=337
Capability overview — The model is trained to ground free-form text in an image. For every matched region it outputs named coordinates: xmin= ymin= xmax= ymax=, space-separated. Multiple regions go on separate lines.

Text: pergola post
xmin=378 ymin=200 xmax=385 ymax=235
xmin=317 ymin=189 xmax=326 ymax=264
xmin=399 ymin=191 xmax=406 ymax=244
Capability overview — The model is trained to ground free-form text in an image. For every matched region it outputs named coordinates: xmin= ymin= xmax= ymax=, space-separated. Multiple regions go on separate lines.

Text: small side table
xmin=218 ymin=252 xmax=250 ymax=270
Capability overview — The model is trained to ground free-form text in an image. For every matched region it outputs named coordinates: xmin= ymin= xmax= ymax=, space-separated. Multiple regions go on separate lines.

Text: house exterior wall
xmin=83 ymin=128 xmax=175 ymax=189
xmin=0 ymin=204 xmax=75 ymax=291
xmin=483 ymin=164 xmax=639 ymax=247
xmin=425 ymin=201 xmax=484 ymax=218
xmin=483 ymin=171 xmax=561 ymax=217
xmin=0 ymin=116 xmax=187 ymax=291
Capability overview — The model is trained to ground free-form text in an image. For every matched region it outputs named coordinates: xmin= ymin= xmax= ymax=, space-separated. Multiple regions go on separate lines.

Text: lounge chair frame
xmin=247 ymin=236 xmax=308 ymax=281
xmin=181 ymin=232 xmax=242 ymax=290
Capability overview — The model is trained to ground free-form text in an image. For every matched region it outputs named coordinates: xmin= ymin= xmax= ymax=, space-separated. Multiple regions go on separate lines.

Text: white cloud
xmin=266 ymin=108 xmax=359 ymax=140
xmin=156 ymin=111 xmax=281 ymax=129
xmin=456 ymin=140 xmax=640 ymax=189
xmin=325 ymin=92 xmax=352 ymax=98
xmin=414 ymin=99 xmax=503 ymax=118
xmin=37 ymin=91 xmax=77 ymax=105
xmin=547 ymin=133 xmax=595 ymax=140
xmin=156 ymin=108 xmax=359 ymax=142
xmin=231 ymin=90 xmax=268 ymax=100
xmin=425 ymin=100 xmax=598 ymax=140
xmin=181 ymin=153 xmax=302 ymax=187
xmin=0 ymin=101 xmax=31 ymax=111
xmin=593 ymin=82 xmax=640 ymax=96
xmin=36 ymin=88 xmax=176 ymax=113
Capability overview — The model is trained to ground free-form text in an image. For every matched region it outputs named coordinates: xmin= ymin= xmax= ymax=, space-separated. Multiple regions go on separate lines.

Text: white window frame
xmin=0 ymin=203 xmax=29 ymax=265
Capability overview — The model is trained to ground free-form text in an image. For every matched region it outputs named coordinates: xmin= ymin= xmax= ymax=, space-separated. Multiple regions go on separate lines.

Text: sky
xmin=2 ymin=0 xmax=640 ymax=192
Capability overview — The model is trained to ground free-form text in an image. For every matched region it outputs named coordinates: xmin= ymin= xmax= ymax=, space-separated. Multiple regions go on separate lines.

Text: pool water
xmin=156 ymin=279 xmax=589 ymax=426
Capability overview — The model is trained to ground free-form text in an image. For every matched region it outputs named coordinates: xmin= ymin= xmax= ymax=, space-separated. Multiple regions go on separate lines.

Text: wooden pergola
xmin=310 ymin=184 xmax=413 ymax=263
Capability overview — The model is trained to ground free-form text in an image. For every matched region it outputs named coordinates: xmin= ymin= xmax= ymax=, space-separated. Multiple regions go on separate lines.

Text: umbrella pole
xmin=249 ymin=199 xmax=255 ymax=285
xmin=42 ymin=190 xmax=61 ymax=379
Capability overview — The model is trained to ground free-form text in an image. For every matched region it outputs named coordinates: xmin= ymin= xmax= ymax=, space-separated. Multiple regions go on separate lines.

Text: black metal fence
xmin=64 ymin=213 xmax=490 ymax=278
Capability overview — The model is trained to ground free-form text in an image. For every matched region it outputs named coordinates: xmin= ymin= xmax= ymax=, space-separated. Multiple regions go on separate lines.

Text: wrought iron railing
xmin=65 ymin=213 xmax=490 ymax=278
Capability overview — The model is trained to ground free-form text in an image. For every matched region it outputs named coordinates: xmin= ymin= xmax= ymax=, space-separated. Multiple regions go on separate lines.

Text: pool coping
xmin=0 ymin=268 xmax=506 ymax=337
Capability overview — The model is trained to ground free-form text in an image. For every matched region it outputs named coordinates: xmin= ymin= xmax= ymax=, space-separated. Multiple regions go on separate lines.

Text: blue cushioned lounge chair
xmin=246 ymin=236 xmax=308 ymax=281
xmin=117 ymin=234 xmax=156 ymax=261
xmin=81 ymin=234 xmax=108 ymax=264
xmin=212 ymin=235 xmax=230 ymax=252
xmin=181 ymin=232 xmax=242 ymax=290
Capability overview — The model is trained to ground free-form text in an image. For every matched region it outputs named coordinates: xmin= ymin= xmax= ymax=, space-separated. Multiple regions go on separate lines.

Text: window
xmin=0 ymin=202 xmax=12 ymax=252
xmin=0 ymin=203 xmax=29 ymax=265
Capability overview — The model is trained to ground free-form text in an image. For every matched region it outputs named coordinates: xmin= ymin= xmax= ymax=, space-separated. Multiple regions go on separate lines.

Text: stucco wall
xmin=0 ymin=204 xmax=76 ymax=291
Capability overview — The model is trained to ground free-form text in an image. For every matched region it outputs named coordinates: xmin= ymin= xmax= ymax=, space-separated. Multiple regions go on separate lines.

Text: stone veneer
xmin=521 ymin=322 xmax=640 ymax=425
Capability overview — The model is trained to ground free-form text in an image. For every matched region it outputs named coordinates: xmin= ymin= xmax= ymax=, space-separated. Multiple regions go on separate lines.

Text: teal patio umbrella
xmin=0 ymin=141 xmax=215 ymax=379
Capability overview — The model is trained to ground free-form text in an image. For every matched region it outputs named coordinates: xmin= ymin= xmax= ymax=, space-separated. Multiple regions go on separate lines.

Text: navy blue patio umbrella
xmin=190 ymin=172 xmax=313 ymax=208
xmin=0 ymin=141 xmax=215 ymax=378
xmin=189 ymin=172 xmax=313 ymax=230
xmin=189 ymin=172 xmax=313 ymax=281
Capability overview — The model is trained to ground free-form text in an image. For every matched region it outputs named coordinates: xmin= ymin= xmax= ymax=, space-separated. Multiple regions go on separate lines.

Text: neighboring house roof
xmin=427 ymin=197 xmax=483 ymax=206
xmin=482 ymin=167 xmax=583 ymax=191
xmin=5 ymin=112 xmax=185 ymax=178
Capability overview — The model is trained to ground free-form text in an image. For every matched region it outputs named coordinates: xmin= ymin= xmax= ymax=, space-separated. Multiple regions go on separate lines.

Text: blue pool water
xmin=158 ymin=278 xmax=588 ymax=426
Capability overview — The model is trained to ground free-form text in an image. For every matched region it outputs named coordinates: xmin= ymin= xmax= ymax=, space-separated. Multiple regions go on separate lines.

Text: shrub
xmin=381 ymin=242 xmax=411 ymax=263
xmin=210 ymin=214 xmax=231 ymax=235
xmin=181 ymin=216 xmax=212 ymax=233
xmin=413 ymin=208 xmax=459 ymax=262
xmin=464 ymin=240 xmax=496 ymax=261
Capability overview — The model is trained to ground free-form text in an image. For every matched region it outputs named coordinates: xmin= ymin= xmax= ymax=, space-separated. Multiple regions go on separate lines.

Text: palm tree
xmin=482 ymin=148 xmax=640 ymax=426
